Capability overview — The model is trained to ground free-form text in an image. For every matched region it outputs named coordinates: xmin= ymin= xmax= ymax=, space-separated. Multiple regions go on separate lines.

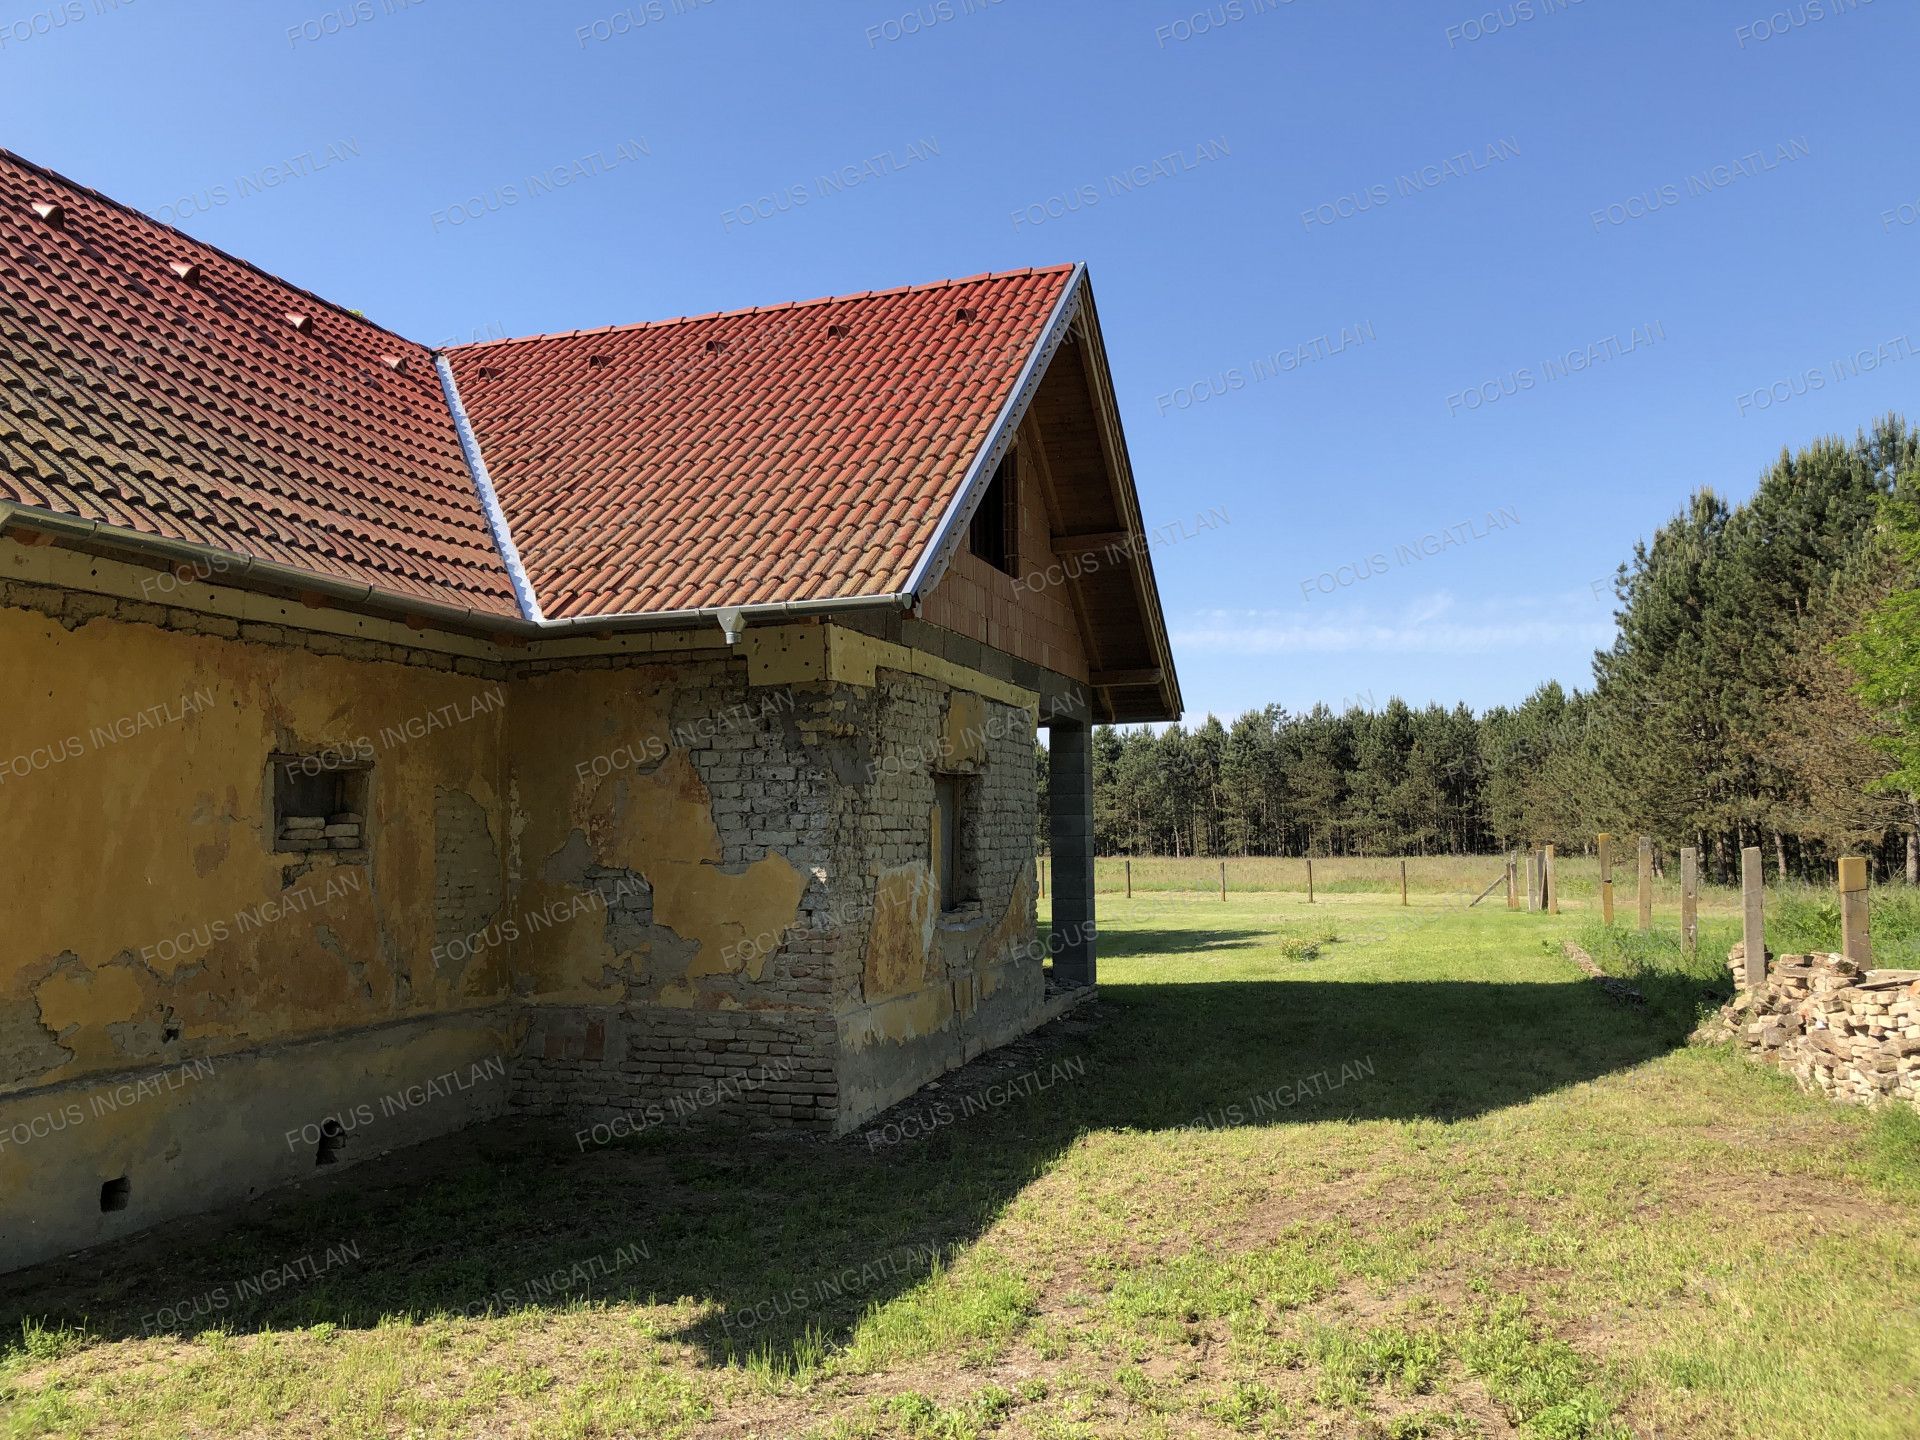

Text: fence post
xmin=1741 ymin=846 xmax=1766 ymax=992
xmin=1545 ymin=844 xmax=1558 ymax=914
xmin=1597 ymin=833 xmax=1614 ymax=925
xmin=1220 ymin=859 xmax=1226 ymax=903
xmin=1637 ymin=836 xmax=1653 ymax=933
xmin=1125 ymin=858 xmax=1131 ymax=900
xmin=1506 ymin=854 xmax=1518 ymax=910
xmin=1039 ymin=856 xmax=1046 ymax=899
xmin=1400 ymin=859 xmax=1408 ymax=907
xmin=1839 ymin=856 xmax=1872 ymax=966
xmin=1680 ymin=846 xmax=1698 ymax=954
xmin=1307 ymin=858 xmax=1315 ymax=904
xmin=1526 ymin=848 xmax=1537 ymax=911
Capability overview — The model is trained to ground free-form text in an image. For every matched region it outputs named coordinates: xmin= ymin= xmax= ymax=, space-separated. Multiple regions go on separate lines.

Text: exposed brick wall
xmin=515 ymin=1007 xmax=839 ymax=1135
xmin=841 ymin=671 xmax=1038 ymax=929
xmin=830 ymin=669 xmax=1047 ymax=1126
xmin=507 ymin=659 xmax=848 ymax=1131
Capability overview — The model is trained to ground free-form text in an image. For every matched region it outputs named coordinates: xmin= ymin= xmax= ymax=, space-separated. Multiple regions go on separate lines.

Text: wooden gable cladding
xmin=918 ymin=293 xmax=1179 ymax=724
xmin=920 ymin=412 xmax=1089 ymax=685
xmin=912 ymin=274 xmax=1178 ymax=723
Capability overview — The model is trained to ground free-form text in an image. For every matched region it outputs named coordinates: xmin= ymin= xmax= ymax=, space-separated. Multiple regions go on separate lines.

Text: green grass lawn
xmin=4 ymin=892 xmax=1918 ymax=1438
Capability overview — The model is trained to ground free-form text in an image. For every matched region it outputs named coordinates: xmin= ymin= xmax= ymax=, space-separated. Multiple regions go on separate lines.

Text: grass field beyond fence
xmin=1080 ymin=856 xmax=1920 ymax=966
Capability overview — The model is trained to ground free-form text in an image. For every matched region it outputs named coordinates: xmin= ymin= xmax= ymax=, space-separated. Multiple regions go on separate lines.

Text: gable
xmin=914 ymin=289 xmax=1181 ymax=725
xmin=442 ymin=268 xmax=1078 ymax=619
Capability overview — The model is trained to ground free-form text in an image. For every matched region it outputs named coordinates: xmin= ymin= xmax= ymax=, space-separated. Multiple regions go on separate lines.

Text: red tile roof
xmin=443 ymin=267 xmax=1077 ymax=618
xmin=0 ymin=148 xmax=1082 ymax=627
xmin=0 ymin=149 xmax=521 ymax=617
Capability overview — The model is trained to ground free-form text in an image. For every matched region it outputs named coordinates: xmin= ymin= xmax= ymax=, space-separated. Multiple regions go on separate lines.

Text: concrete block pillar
xmin=1048 ymin=719 xmax=1096 ymax=988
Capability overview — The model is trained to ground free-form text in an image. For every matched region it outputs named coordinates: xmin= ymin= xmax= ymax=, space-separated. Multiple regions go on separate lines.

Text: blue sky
xmin=5 ymin=0 xmax=1916 ymax=726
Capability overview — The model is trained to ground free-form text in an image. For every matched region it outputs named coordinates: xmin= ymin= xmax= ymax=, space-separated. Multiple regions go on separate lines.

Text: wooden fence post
xmin=1545 ymin=844 xmax=1558 ymax=914
xmin=1125 ymin=858 xmax=1131 ymax=900
xmin=1741 ymin=846 xmax=1766 ymax=992
xmin=1400 ymin=859 xmax=1408 ymax=907
xmin=1597 ymin=833 xmax=1614 ymax=925
xmin=1526 ymin=848 xmax=1537 ymax=911
xmin=1637 ymin=836 xmax=1653 ymax=933
xmin=1220 ymin=859 xmax=1227 ymax=903
xmin=1307 ymin=858 xmax=1315 ymax=904
xmin=1680 ymin=846 xmax=1698 ymax=954
xmin=1506 ymin=854 xmax=1518 ymax=910
xmin=1039 ymin=856 xmax=1046 ymax=899
xmin=1839 ymin=856 xmax=1872 ymax=966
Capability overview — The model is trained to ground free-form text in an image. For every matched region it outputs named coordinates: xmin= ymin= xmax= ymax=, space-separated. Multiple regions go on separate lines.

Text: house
xmin=0 ymin=148 xmax=1180 ymax=1273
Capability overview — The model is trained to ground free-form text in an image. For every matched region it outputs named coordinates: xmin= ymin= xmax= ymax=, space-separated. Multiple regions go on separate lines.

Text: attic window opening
xmin=272 ymin=754 xmax=370 ymax=856
xmin=967 ymin=450 xmax=1018 ymax=577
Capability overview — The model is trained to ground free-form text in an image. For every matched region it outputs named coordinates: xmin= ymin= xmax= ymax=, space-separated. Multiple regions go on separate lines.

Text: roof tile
xmin=0 ymin=148 xmax=1079 ymax=627
xmin=445 ymin=267 xmax=1075 ymax=618
xmin=0 ymin=149 xmax=520 ymax=617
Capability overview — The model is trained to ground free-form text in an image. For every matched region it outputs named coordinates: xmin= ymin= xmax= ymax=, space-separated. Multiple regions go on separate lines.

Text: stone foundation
xmin=1722 ymin=947 xmax=1920 ymax=1110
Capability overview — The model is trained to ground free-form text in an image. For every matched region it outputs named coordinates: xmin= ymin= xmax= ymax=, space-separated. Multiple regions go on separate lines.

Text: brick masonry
xmin=1723 ymin=947 xmax=1920 ymax=1110
xmin=511 ymin=662 xmax=1052 ymax=1136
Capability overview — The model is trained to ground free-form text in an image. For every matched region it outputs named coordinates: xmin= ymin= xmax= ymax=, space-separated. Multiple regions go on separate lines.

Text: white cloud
xmin=1172 ymin=592 xmax=1615 ymax=656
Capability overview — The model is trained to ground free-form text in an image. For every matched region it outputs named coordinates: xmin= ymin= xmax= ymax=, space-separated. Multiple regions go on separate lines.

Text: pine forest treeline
xmin=1088 ymin=415 xmax=1920 ymax=883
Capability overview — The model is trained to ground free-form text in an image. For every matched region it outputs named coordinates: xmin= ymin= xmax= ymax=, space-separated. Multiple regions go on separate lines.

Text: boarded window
xmin=271 ymin=754 xmax=369 ymax=854
xmin=933 ymin=772 xmax=977 ymax=910
xmin=967 ymin=451 xmax=1018 ymax=576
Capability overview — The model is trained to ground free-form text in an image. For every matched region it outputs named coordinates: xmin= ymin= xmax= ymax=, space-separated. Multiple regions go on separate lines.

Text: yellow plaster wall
xmin=504 ymin=665 xmax=810 ymax=1011
xmin=0 ymin=603 xmax=511 ymax=1098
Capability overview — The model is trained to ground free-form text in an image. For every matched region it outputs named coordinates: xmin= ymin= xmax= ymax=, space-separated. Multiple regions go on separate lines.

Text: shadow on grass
xmin=1099 ymin=927 xmax=1272 ymax=957
xmin=0 ymin=968 xmax=1701 ymax=1372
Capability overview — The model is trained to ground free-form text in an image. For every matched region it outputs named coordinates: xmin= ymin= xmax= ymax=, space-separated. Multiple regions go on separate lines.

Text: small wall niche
xmin=270 ymin=753 xmax=370 ymax=855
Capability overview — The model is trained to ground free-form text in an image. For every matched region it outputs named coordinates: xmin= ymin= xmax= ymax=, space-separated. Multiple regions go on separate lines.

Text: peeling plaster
xmin=0 ymin=604 xmax=511 ymax=1092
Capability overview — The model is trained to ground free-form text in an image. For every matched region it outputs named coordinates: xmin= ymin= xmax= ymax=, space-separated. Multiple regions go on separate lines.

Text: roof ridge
xmin=443 ymin=265 xmax=1079 ymax=352
xmin=0 ymin=146 xmax=430 ymax=355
